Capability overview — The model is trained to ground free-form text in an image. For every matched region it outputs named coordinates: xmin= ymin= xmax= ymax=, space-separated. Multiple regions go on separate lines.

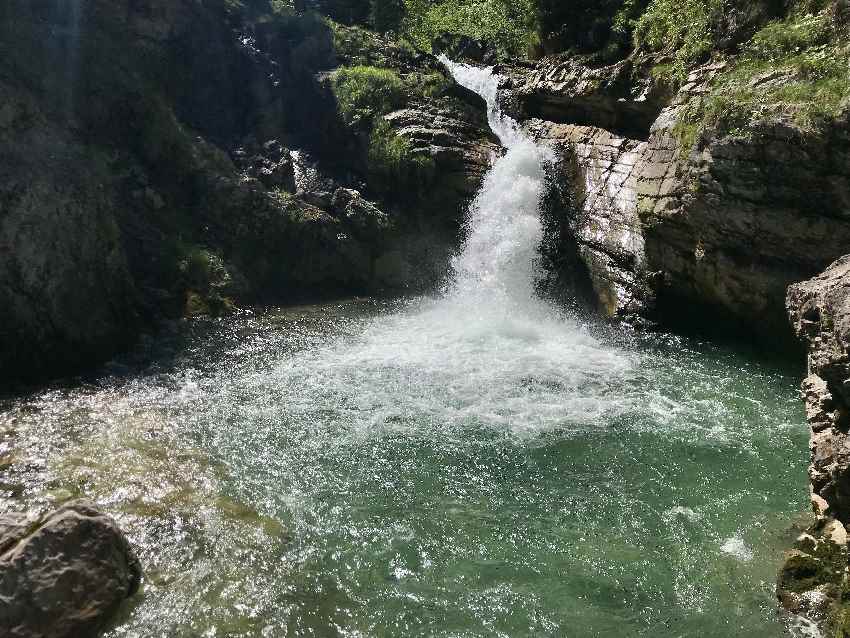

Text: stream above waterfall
xmin=0 ymin=62 xmax=811 ymax=637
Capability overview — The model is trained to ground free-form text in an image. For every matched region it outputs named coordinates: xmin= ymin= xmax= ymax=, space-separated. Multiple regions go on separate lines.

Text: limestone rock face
xmin=500 ymin=57 xmax=670 ymax=140
xmin=0 ymin=501 xmax=141 ymax=638
xmin=383 ymin=101 xmax=499 ymax=205
xmin=788 ymin=256 xmax=850 ymax=522
xmin=532 ymin=122 xmax=656 ymax=319
xmin=513 ymin=56 xmax=850 ymax=337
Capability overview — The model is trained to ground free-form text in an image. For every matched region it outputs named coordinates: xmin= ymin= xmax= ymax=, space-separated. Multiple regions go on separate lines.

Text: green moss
xmin=331 ymin=65 xmax=407 ymax=126
xmin=779 ymin=550 xmax=840 ymax=593
xmin=672 ymin=116 xmax=701 ymax=153
xmin=368 ymin=118 xmax=435 ymax=196
xmin=408 ymin=71 xmax=452 ymax=98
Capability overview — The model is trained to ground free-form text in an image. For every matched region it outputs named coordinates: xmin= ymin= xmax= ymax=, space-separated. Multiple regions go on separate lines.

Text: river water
xmin=0 ymin=63 xmax=810 ymax=637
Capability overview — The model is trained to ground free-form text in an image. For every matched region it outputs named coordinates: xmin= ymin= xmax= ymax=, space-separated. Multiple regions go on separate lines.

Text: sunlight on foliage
xmin=401 ymin=0 xmax=538 ymax=55
xmin=674 ymin=5 xmax=850 ymax=147
xmin=331 ymin=65 xmax=406 ymax=125
xmin=368 ymin=119 xmax=435 ymax=194
xmin=634 ymin=0 xmax=725 ymax=79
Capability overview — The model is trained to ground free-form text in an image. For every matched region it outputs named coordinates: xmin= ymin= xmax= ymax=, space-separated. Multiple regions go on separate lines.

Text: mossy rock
xmin=779 ymin=550 xmax=842 ymax=594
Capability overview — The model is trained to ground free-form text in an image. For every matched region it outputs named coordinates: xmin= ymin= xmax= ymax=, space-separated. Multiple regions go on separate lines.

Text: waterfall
xmin=439 ymin=58 xmax=554 ymax=311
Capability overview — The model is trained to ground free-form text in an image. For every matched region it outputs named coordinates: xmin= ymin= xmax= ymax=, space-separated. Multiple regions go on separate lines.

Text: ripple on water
xmin=0 ymin=298 xmax=809 ymax=637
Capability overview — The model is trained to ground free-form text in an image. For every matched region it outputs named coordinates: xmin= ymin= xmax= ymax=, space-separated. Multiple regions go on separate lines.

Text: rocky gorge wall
xmin=500 ymin=54 xmax=850 ymax=343
xmin=777 ymin=258 xmax=850 ymax=634
xmin=0 ymin=0 xmax=496 ymax=387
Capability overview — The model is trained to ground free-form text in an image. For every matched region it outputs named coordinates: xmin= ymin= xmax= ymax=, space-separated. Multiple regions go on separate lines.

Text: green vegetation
xmin=179 ymin=247 xmax=235 ymax=317
xmin=401 ymin=0 xmax=538 ymax=56
xmin=329 ymin=60 xmax=443 ymax=195
xmin=535 ymin=0 xmax=647 ymax=62
xmin=634 ymin=0 xmax=725 ymax=78
xmin=371 ymin=0 xmax=405 ymax=32
xmin=330 ymin=65 xmax=406 ymax=125
xmin=673 ymin=4 xmax=850 ymax=147
xmin=368 ymin=119 xmax=435 ymax=195
xmin=328 ymin=61 xmax=451 ymax=125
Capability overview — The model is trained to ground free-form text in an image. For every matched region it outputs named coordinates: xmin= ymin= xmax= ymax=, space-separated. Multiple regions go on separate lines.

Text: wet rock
xmin=382 ymin=101 xmax=499 ymax=204
xmin=0 ymin=501 xmax=141 ymax=638
xmin=533 ymin=122 xmax=656 ymax=319
xmin=236 ymin=140 xmax=297 ymax=192
xmin=332 ymin=187 xmax=390 ymax=239
xmin=500 ymin=57 xmax=671 ymax=140
xmin=777 ymin=516 xmax=849 ymax=631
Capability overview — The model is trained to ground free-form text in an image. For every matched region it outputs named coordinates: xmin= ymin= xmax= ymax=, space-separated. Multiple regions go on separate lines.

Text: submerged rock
xmin=0 ymin=501 xmax=141 ymax=638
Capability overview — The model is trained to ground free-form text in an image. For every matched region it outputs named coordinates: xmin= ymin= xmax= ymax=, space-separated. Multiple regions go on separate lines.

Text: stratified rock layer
xmin=0 ymin=501 xmax=141 ymax=638
xmin=509 ymin=56 xmax=850 ymax=339
xmin=788 ymin=256 xmax=850 ymax=521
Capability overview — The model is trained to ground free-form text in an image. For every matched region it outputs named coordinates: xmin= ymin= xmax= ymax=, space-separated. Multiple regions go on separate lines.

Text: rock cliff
xmin=779 ymin=257 xmax=850 ymax=634
xmin=503 ymin=47 xmax=850 ymax=341
xmin=0 ymin=0 xmax=495 ymax=386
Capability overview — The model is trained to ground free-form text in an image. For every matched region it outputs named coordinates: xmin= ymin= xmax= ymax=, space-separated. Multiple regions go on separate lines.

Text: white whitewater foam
xmin=720 ymin=535 xmax=754 ymax=562
xmin=439 ymin=57 xmax=554 ymax=310
xmin=266 ymin=61 xmax=639 ymax=438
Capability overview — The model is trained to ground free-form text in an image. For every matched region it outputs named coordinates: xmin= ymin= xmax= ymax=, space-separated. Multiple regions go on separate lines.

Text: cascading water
xmin=441 ymin=58 xmax=552 ymax=308
xmin=0 ymin=62 xmax=810 ymax=638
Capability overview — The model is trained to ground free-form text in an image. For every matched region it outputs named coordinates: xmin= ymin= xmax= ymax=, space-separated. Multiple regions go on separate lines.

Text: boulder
xmin=0 ymin=501 xmax=141 ymax=638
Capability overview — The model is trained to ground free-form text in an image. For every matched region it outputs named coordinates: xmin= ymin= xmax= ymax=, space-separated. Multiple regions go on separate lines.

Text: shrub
xmin=634 ymin=0 xmax=726 ymax=78
xmin=330 ymin=65 xmax=406 ymax=125
xmin=401 ymin=0 xmax=537 ymax=56
xmin=368 ymin=119 xmax=435 ymax=195
xmin=673 ymin=4 xmax=850 ymax=144
xmin=745 ymin=9 xmax=832 ymax=60
xmin=536 ymin=0 xmax=647 ymax=60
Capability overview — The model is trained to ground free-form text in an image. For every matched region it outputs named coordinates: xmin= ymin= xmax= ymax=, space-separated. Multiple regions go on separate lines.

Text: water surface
xmin=0 ymin=60 xmax=810 ymax=638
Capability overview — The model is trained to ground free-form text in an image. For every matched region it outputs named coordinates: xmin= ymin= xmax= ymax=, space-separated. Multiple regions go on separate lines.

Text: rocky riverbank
xmin=776 ymin=257 xmax=850 ymax=635
xmin=3 ymin=0 xmax=850 ymax=633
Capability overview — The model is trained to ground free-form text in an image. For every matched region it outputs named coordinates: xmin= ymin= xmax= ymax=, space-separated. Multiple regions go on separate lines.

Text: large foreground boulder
xmin=0 ymin=501 xmax=141 ymax=638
